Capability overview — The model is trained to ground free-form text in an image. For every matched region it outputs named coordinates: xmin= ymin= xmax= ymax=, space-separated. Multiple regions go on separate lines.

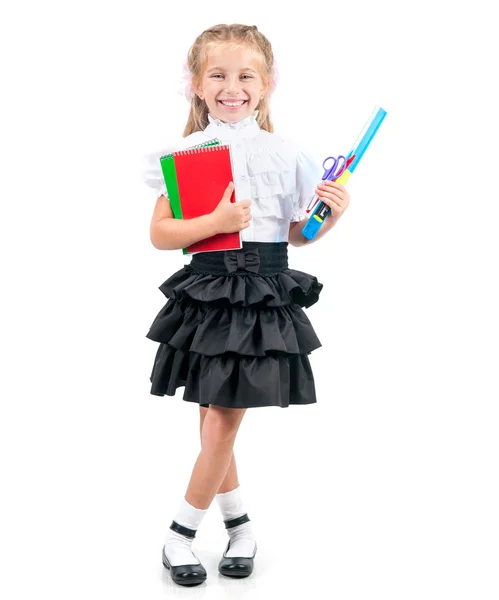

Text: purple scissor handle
xmin=322 ymin=155 xmax=347 ymax=181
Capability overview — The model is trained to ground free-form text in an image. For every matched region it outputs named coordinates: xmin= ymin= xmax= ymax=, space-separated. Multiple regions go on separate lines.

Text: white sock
xmin=216 ymin=486 xmax=256 ymax=558
xmin=163 ymin=498 xmax=207 ymax=567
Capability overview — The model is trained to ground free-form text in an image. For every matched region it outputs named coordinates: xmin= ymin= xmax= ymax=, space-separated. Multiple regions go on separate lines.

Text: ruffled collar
xmin=205 ymin=111 xmax=261 ymax=140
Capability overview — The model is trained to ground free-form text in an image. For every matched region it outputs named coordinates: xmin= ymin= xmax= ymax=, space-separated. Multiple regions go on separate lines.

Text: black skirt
xmin=146 ymin=241 xmax=324 ymax=409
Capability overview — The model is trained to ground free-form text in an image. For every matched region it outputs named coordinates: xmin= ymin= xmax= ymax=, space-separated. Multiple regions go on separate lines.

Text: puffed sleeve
xmin=291 ymin=147 xmax=324 ymax=222
xmin=141 ymin=148 xmax=172 ymax=199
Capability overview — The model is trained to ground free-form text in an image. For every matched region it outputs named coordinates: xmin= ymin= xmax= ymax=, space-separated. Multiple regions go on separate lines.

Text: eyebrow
xmin=206 ymin=67 xmax=258 ymax=73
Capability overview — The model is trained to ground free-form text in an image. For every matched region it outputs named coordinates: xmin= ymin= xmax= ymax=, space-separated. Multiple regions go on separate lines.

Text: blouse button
xmin=236 ymin=144 xmax=241 ymax=148
xmin=241 ymin=175 xmax=247 ymax=180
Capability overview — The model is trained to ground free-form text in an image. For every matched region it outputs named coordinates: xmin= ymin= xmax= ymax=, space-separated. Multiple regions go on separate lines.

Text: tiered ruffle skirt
xmin=146 ymin=242 xmax=323 ymax=408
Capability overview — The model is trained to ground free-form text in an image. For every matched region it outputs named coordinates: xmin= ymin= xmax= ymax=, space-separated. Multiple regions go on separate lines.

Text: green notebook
xmin=160 ymin=139 xmax=221 ymax=255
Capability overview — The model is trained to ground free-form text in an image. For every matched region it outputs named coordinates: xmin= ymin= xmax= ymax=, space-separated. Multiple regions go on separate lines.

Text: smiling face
xmin=195 ymin=44 xmax=269 ymax=123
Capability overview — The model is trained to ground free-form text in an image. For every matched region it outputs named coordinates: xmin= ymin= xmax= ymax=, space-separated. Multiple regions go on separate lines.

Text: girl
xmin=142 ymin=23 xmax=350 ymax=586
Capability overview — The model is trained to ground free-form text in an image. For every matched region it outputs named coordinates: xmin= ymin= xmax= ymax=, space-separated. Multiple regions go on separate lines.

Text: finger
xmin=317 ymin=191 xmax=342 ymax=204
xmin=318 ymin=192 xmax=345 ymax=206
xmin=324 ymin=181 xmax=345 ymax=192
xmin=318 ymin=196 xmax=341 ymax=210
xmin=317 ymin=183 xmax=344 ymax=195
xmin=327 ymin=180 xmax=343 ymax=187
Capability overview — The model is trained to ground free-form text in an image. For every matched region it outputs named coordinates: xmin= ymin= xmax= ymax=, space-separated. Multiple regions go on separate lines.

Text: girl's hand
xmin=212 ymin=182 xmax=252 ymax=234
xmin=315 ymin=180 xmax=350 ymax=226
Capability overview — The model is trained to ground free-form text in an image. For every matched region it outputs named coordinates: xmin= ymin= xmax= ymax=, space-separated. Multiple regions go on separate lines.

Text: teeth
xmin=220 ymin=100 xmax=245 ymax=107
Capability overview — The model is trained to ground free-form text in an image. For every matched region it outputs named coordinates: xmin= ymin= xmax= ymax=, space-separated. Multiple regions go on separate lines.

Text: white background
xmin=1 ymin=0 xmax=498 ymax=598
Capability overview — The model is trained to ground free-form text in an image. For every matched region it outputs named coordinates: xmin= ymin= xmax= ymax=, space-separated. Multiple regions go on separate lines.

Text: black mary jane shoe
xmin=162 ymin=546 xmax=207 ymax=586
xmin=218 ymin=513 xmax=257 ymax=578
xmin=161 ymin=520 xmax=207 ymax=587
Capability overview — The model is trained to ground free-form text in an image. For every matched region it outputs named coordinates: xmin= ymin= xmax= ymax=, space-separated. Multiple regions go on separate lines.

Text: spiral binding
xmin=160 ymin=139 xmax=224 ymax=161
xmin=174 ymin=144 xmax=230 ymax=156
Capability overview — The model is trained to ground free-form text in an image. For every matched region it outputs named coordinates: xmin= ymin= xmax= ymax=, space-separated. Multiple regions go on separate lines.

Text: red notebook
xmin=164 ymin=144 xmax=242 ymax=255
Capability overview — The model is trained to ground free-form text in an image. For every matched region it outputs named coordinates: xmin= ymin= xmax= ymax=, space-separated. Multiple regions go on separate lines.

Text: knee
xmin=201 ymin=407 xmax=243 ymax=452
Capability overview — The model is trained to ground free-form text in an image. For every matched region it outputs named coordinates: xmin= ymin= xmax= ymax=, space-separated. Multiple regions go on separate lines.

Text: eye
xmin=241 ymin=74 xmax=253 ymax=79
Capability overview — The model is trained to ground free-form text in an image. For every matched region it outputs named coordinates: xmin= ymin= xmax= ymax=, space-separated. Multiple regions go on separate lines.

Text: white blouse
xmin=142 ymin=113 xmax=323 ymax=243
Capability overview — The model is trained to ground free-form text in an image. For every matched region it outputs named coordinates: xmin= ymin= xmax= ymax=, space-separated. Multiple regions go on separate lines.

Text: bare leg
xmin=185 ymin=405 xmax=246 ymax=509
xmin=199 ymin=408 xmax=256 ymax=564
xmin=162 ymin=405 xmax=246 ymax=575
xmin=199 ymin=406 xmax=239 ymax=493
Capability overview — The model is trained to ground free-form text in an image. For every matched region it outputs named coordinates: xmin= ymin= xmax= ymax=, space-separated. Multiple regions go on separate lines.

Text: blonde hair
xmin=183 ymin=24 xmax=275 ymax=137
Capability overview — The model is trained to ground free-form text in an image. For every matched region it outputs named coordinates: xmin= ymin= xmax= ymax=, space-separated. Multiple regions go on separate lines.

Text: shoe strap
xmin=170 ymin=520 xmax=197 ymax=538
xmin=224 ymin=513 xmax=250 ymax=529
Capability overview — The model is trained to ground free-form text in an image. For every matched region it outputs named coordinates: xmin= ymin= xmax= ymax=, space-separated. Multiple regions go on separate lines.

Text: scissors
xmin=321 ymin=155 xmax=347 ymax=181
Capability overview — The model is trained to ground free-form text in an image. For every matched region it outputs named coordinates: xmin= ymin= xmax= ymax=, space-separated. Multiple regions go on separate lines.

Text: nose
xmin=223 ymin=75 xmax=243 ymax=95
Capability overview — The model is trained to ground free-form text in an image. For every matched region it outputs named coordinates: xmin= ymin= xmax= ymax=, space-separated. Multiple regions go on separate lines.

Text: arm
xmin=144 ymin=146 xmax=218 ymax=250
xmin=150 ymin=195 xmax=219 ymax=251
xmin=288 ymin=215 xmax=337 ymax=247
